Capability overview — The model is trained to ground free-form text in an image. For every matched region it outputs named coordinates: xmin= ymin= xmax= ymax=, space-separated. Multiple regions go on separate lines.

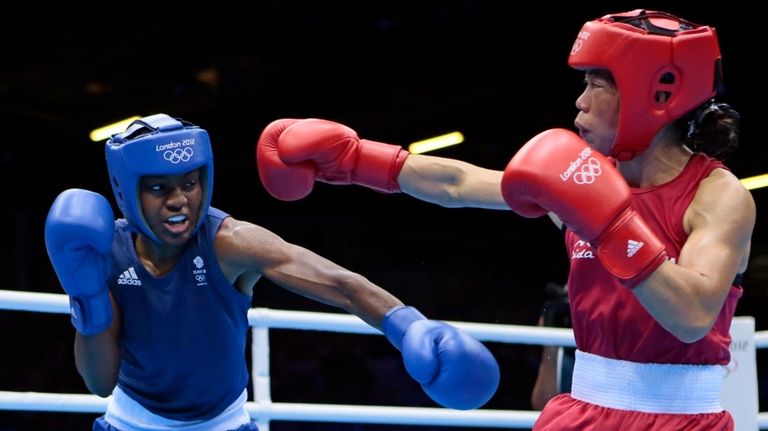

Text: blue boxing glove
xmin=383 ymin=306 xmax=500 ymax=410
xmin=44 ymin=189 xmax=115 ymax=336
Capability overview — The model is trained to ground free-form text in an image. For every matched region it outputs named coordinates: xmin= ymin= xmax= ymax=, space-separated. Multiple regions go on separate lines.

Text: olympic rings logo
xmin=163 ymin=147 xmax=194 ymax=164
xmin=571 ymin=30 xmax=590 ymax=55
xmin=570 ymin=40 xmax=583 ymax=55
xmin=572 ymin=157 xmax=601 ymax=184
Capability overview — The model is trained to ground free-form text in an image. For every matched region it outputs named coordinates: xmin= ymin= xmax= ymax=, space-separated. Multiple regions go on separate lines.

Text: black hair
xmin=673 ymin=100 xmax=741 ymax=160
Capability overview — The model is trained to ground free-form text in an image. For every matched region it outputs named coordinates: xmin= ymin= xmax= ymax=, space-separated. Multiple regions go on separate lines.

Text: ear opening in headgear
xmin=655 ymin=72 xmax=677 ymax=104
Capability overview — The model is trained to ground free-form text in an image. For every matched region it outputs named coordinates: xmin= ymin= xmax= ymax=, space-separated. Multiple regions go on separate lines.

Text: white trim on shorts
xmin=104 ymin=386 xmax=251 ymax=431
xmin=571 ymin=349 xmax=725 ymax=414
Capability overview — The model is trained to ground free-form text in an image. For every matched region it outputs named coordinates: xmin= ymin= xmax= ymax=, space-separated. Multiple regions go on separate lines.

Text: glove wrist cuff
xmin=355 ymin=140 xmax=409 ymax=193
xmin=70 ymin=289 xmax=113 ymax=336
xmin=382 ymin=305 xmax=426 ymax=350
xmin=596 ymin=208 xmax=667 ymax=288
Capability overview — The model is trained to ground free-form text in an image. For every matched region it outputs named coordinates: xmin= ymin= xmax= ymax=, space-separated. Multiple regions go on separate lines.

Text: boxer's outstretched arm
xmin=257 ymin=118 xmax=509 ymax=210
xmin=397 ymin=154 xmax=509 ymax=210
xmin=215 ymin=217 xmax=499 ymax=409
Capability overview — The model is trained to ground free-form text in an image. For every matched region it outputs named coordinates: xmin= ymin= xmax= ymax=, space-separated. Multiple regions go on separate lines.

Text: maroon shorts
xmin=533 ymin=394 xmax=733 ymax=431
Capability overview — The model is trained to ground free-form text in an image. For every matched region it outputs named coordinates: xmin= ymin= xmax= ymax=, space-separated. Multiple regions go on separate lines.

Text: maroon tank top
xmin=565 ymin=153 xmax=742 ymax=364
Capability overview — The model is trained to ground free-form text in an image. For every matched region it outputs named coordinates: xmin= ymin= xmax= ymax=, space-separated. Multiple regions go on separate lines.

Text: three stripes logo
xmin=117 ymin=267 xmax=142 ymax=286
xmin=626 ymin=239 xmax=645 ymax=257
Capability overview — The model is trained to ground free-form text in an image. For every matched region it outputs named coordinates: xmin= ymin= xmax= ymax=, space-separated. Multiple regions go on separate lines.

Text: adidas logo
xmin=627 ymin=239 xmax=644 ymax=257
xmin=117 ymin=267 xmax=143 ymax=286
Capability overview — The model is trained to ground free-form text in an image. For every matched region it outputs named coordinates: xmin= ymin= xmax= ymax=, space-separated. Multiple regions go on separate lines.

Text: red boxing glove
xmin=501 ymin=129 xmax=667 ymax=288
xmin=257 ymin=118 xmax=409 ymax=201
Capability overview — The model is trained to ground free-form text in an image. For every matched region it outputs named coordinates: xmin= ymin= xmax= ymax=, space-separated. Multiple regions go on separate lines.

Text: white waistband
xmin=105 ymin=386 xmax=250 ymax=431
xmin=571 ymin=350 xmax=725 ymax=414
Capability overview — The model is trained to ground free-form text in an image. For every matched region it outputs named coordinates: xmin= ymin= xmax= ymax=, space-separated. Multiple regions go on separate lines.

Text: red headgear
xmin=568 ymin=10 xmax=722 ymax=160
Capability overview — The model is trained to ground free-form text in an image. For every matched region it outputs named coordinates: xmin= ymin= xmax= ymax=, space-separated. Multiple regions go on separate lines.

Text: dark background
xmin=1 ymin=2 xmax=766 ymax=430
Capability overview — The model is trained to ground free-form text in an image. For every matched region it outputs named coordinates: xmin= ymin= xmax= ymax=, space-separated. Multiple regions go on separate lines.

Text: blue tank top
xmin=108 ymin=207 xmax=251 ymax=421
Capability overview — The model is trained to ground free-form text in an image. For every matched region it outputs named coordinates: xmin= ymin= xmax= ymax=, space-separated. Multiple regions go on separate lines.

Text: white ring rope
xmin=1 ymin=289 xmax=765 ymax=430
xmin=247 ymin=307 xmax=577 ymax=345
xmin=0 ymin=289 xmax=70 ymax=314
xmin=0 ymin=290 xmax=576 ymax=345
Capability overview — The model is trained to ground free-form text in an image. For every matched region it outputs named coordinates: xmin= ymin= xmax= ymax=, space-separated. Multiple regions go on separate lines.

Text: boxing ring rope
xmin=0 ymin=289 xmax=764 ymax=430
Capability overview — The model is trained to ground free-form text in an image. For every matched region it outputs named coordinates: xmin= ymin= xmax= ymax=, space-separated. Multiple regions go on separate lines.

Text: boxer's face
xmin=140 ymin=169 xmax=203 ymax=246
xmin=573 ymin=69 xmax=619 ymax=156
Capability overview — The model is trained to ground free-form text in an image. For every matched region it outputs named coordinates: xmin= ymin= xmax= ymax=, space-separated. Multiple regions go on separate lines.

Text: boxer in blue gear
xmin=44 ymin=114 xmax=499 ymax=431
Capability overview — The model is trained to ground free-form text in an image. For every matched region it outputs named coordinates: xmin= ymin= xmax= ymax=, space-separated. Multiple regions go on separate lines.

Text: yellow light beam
xmin=89 ymin=116 xmax=142 ymax=142
xmin=408 ymin=132 xmax=464 ymax=154
xmin=741 ymin=174 xmax=768 ymax=191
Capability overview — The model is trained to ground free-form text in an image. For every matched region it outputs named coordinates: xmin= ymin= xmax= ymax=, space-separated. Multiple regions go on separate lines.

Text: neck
xmin=135 ymin=234 xmax=186 ymax=276
xmin=618 ymin=130 xmax=693 ymax=188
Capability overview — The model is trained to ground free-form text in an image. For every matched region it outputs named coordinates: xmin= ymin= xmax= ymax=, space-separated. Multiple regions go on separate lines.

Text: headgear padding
xmin=105 ymin=114 xmax=214 ymax=243
xmin=568 ymin=10 xmax=722 ymax=160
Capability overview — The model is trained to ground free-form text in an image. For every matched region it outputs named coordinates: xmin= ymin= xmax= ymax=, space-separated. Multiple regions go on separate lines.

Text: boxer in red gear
xmin=258 ymin=10 xmax=755 ymax=430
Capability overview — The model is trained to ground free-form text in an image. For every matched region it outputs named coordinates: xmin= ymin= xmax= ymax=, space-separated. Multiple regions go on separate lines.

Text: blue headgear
xmin=105 ymin=114 xmax=214 ymax=243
